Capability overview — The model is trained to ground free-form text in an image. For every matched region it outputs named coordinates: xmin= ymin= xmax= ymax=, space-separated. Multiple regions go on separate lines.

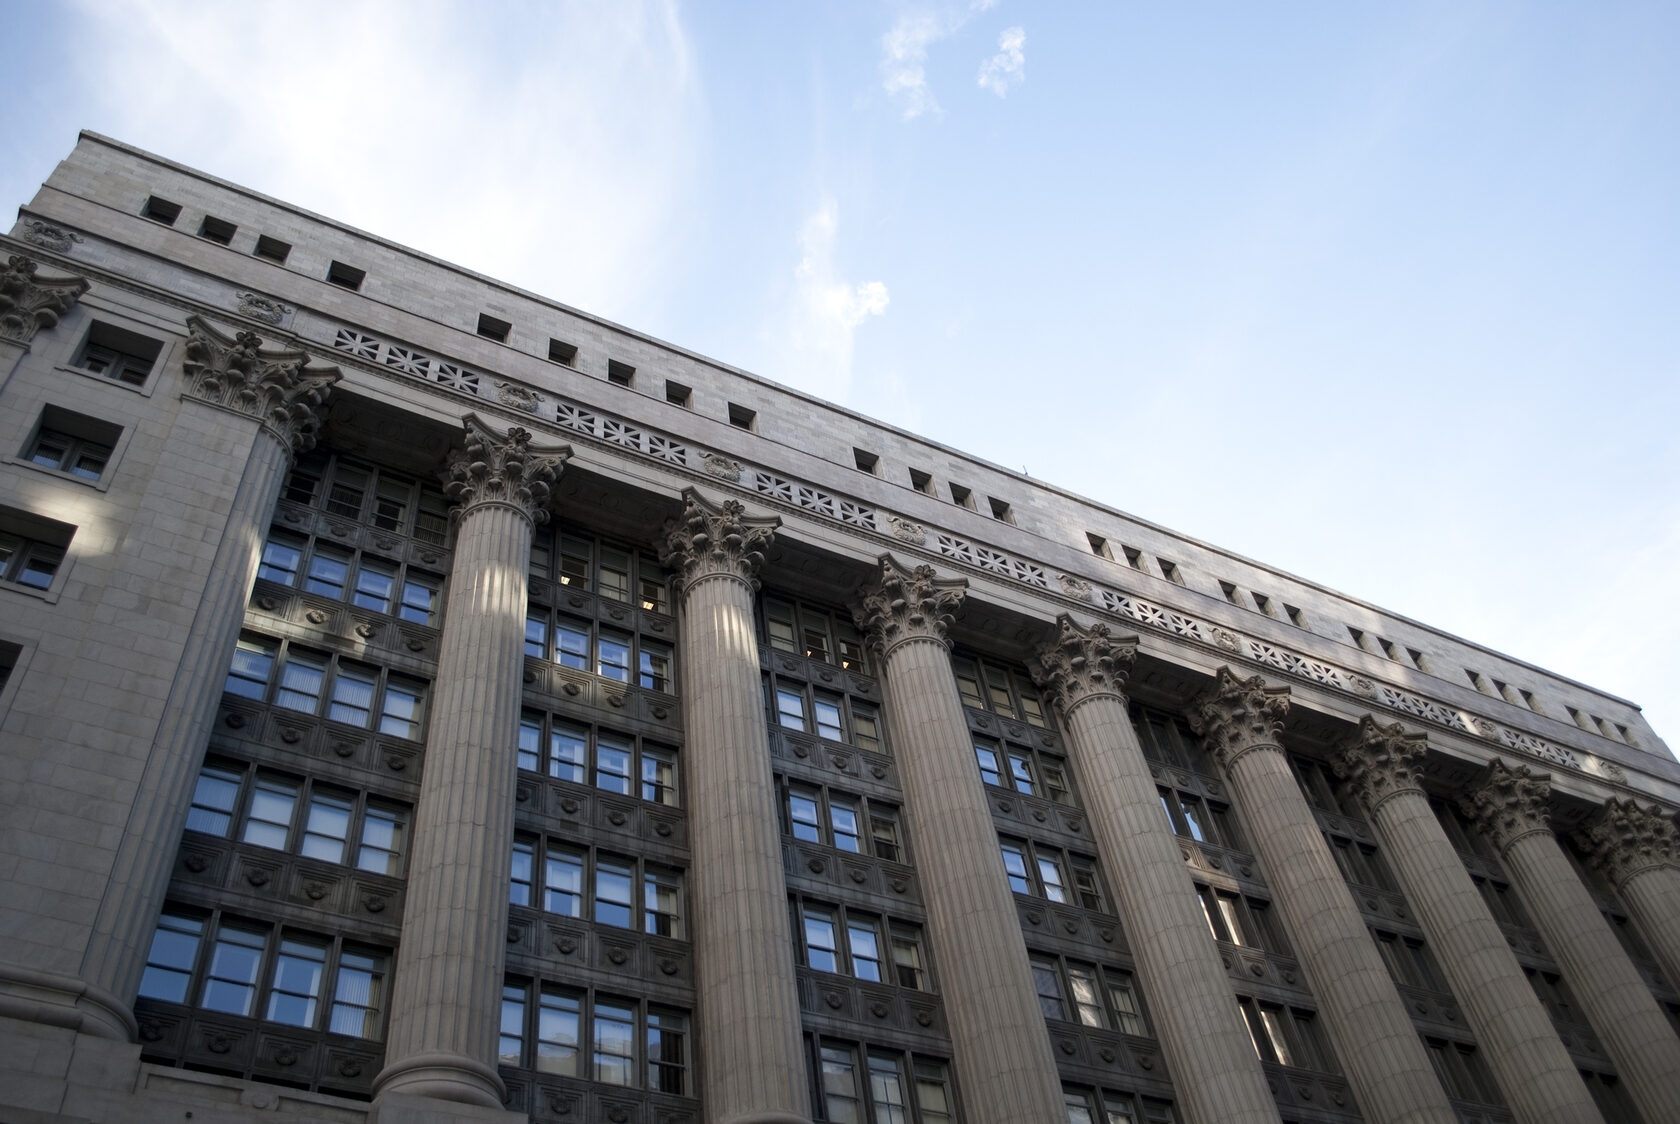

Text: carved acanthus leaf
xmin=1187 ymin=666 xmax=1290 ymax=767
xmin=182 ymin=315 xmax=340 ymax=454
xmin=443 ymin=414 xmax=570 ymax=524
xmin=659 ymin=488 xmax=779 ymax=591
xmin=0 ymin=254 xmax=89 ymax=343
xmin=1576 ymin=798 xmax=1680 ymax=887
xmin=1029 ymin=614 xmax=1138 ymax=714
xmin=1460 ymin=759 xmax=1552 ymax=853
xmin=853 ymin=554 xmax=966 ymax=654
xmin=1334 ymin=715 xmax=1427 ymax=813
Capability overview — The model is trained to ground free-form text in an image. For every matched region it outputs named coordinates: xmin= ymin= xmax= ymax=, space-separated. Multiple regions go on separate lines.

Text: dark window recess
xmin=0 ymin=507 xmax=76 ymax=591
xmin=1122 ymin=546 xmax=1144 ymax=570
xmin=548 ymin=339 xmax=578 ymax=365
xmin=0 ymin=640 xmax=19 ymax=695
xmin=950 ymin=483 xmax=975 ymax=510
xmin=1158 ymin=559 xmax=1183 ymax=584
xmin=728 ymin=403 xmax=757 ymax=431
xmin=1087 ymin=533 xmax=1112 ymax=559
xmin=24 ymin=406 xmax=122 ymax=481
xmin=607 ymin=360 xmax=635 ymax=387
xmin=909 ymin=468 xmax=934 ymax=495
xmin=326 ymin=261 xmax=365 ymax=290
xmin=665 ymin=380 xmax=691 ymax=407
xmin=476 ymin=314 xmax=512 ymax=343
xmin=988 ymin=497 xmax=1014 ymax=524
xmin=253 ymin=234 xmax=291 ymax=264
xmin=75 ymin=322 xmax=163 ymax=387
xmin=141 ymin=196 xmax=181 ymax=225
xmin=197 ymin=216 xmax=236 ymax=245
xmin=853 ymin=449 xmax=879 ymax=475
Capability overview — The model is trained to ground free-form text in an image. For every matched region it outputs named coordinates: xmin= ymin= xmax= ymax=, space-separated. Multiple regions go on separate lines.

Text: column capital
xmin=1576 ymin=798 xmax=1680 ymax=888
xmin=659 ymin=487 xmax=779 ymax=592
xmin=1029 ymin=613 xmax=1139 ymax=716
xmin=1335 ymin=715 xmax=1428 ymax=815
xmin=182 ymin=315 xmax=342 ymax=455
xmin=853 ymin=553 xmax=966 ymax=656
xmin=443 ymin=413 xmax=570 ymax=525
xmin=0 ymin=253 xmax=89 ymax=343
xmin=1461 ymin=759 xmax=1552 ymax=854
xmin=1187 ymin=666 xmax=1290 ymax=768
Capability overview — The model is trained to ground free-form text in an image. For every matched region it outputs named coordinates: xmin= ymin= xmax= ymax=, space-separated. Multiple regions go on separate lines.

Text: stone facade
xmin=1 ymin=133 xmax=1678 ymax=1124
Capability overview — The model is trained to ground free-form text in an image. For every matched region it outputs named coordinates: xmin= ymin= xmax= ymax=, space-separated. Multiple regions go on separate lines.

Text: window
xmin=949 ymin=483 xmax=975 ymax=510
xmin=185 ymin=760 xmax=408 ymax=875
xmin=1238 ymin=997 xmax=1331 ymax=1071
xmin=326 ymin=261 xmax=365 ymax=290
xmin=281 ymin=453 xmax=451 ymax=545
xmin=23 ymin=407 xmax=120 ymax=481
xmin=1086 ymin=533 xmax=1112 ymax=559
xmin=950 ymin=655 xmax=1049 ymax=728
xmin=257 ymin=530 xmax=442 ymax=624
xmin=530 ymin=526 xmax=670 ymax=613
xmin=1121 ymin=546 xmax=1144 ymax=570
xmin=1422 ymin=1038 xmax=1498 ymax=1105
xmin=972 ymin=737 xmax=1075 ymax=805
xmin=1290 ymin=756 xmax=1360 ymax=819
xmin=1251 ymin=593 xmax=1275 ymax=616
xmin=771 ymin=678 xmax=883 ymax=753
xmin=525 ymin=610 xmax=674 ymax=691
xmin=987 ymin=497 xmax=1014 ymax=524
xmin=141 ymin=195 xmax=182 ymax=224
xmin=793 ymin=901 xmax=927 ymax=990
xmin=1157 ymin=559 xmax=1183 ymax=584
xmin=0 ymin=508 xmax=75 ymax=592
xmin=0 ymin=640 xmax=19 ymax=697
xmin=1195 ymin=884 xmax=1287 ymax=953
xmin=476 ymin=313 xmax=511 ymax=343
xmin=546 ymin=338 xmax=579 ymax=365
xmin=139 ymin=908 xmax=387 ymax=1039
xmin=1284 ymin=604 xmax=1306 ymax=628
xmin=253 ymin=234 xmax=291 ymax=263
xmin=1130 ymin=706 xmax=1215 ymax=774
xmin=784 ymin=782 xmax=903 ymax=861
xmin=1372 ymin=930 xmax=1440 ymax=991
xmin=1378 ymin=638 xmax=1400 ymax=662
xmin=1324 ymin=835 xmax=1396 ymax=892
xmin=517 ymin=711 xmax=678 ymax=806
xmin=1220 ymin=581 xmax=1241 ymax=605
xmin=909 ymin=468 xmax=935 ymax=495
xmin=807 ymin=1040 xmax=954 ymax=1124
xmin=198 ymin=215 xmax=237 ymax=245
xmin=762 ymin=594 xmax=869 ymax=672
xmin=665 ymin=379 xmax=691 ymax=407
xmin=1064 ymin=1087 xmax=1178 ymax=1124
xmin=1409 ymin=648 xmax=1430 ymax=672
xmin=500 ymin=979 xmax=689 ymax=1094
xmin=510 ymin=838 xmax=684 ymax=938
xmin=1000 ymin=839 xmax=1106 ymax=911
xmin=854 ymin=448 xmax=880 ymax=475
xmin=728 ymin=402 xmax=757 ymax=430
xmin=607 ymin=359 xmax=635 ymax=387
xmin=223 ymin=633 xmax=428 ymax=739
xmin=1158 ymin=788 xmax=1245 ymax=852
xmin=73 ymin=320 xmax=163 ymax=386
xmin=1030 ymin=955 xmax=1147 ymax=1036
xmin=1469 ymin=874 xmax=1530 ymax=927
xmin=1466 ymin=669 xmax=1491 ymax=693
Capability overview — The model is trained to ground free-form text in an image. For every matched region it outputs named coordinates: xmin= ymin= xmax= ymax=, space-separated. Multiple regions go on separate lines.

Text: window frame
xmin=499 ymin=978 xmax=691 ymax=1096
xmin=529 ymin=525 xmax=671 ymax=614
xmin=509 ymin=835 xmax=686 ymax=939
xmin=792 ymin=898 xmax=929 ymax=992
xmin=1000 ymin=838 xmax=1109 ymax=913
xmin=972 ymin=734 xmax=1076 ymax=805
xmin=806 ymin=1037 xmax=956 ymax=1124
xmin=1157 ymin=786 xmax=1246 ymax=852
xmin=770 ymin=675 xmax=885 ymax=754
xmin=279 ymin=452 xmax=452 ymax=546
xmin=517 ymin=710 xmax=679 ymax=807
xmin=525 ymin=608 xmax=676 ymax=693
xmin=950 ymin=654 xmax=1050 ymax=729
xmin=782 ymin=780 xmax=904 ymax=863
xmin=223 ymin=632 xmax=429 ymax=740
xmin=257 ymin=528 xmax=443 ymax=625
xmin=761 ymin=593 xmax=870 ymax=673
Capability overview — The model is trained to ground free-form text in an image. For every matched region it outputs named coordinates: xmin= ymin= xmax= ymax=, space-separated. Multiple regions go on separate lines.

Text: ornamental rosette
xmin=1576 ymin=798 xmax=1680 ymax=887
xmin=1187 ymin=666 xmax=1290 ymax=767
xmin=659 ymin=487 xmax=779 ymax=591
xmin=1029 ymin=614 xmax=1138 ymax=715
xmin=182 ymin=316 xmax=341 ymax=455
xmin=0 ymin=254 xmax=89 ymax=343
xmin=1334 ymin=715 xmax=1428 ymax=814
xmin=853 ymin=554 xmax=966 ymax=655
xmin=1460 ymin=759 xmax=1552 ymax=854
xmin=443 ymin=414 xmax=570 ymax=524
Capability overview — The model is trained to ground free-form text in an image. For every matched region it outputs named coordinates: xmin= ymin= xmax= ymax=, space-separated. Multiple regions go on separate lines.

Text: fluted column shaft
xmin=1613 ymin=867 xmax=1680 ymax=993
xmin=1465 ymin=764 xmax=1680 ymax=1124
xmin=1033 ymin=618 xmax=1279 ymax=1124
xmin=1336 ymin=721 xmax=1601 ymax=1124
xmin=662 ymin=490 xmax=809 ymax=1124
xmin=1577 ymin=798 xmax=1680 ymax=995
xmin=859 ymin=557 xmax=1065 ymax=1124
xmin=1192 ymin=670 xmax=1455 ymax=1124
xmin=377 ymin=419 xmax=567 ymax=1108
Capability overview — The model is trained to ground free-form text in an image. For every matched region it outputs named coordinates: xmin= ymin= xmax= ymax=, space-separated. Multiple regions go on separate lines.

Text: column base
xmin=374 ymin=1051 xmax=508 ymax=1110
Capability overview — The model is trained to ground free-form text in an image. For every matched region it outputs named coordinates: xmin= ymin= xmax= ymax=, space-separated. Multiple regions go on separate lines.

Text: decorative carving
xmin=494 ymin=380 xmax=543 ymax=413
xmin=889 ymin=516 xmax=926 ymax=545
xmin=1028 ymin=614 xmax=1139 ymax=716
xmin=1057 ymin=573 xmax=1093 ymax=600
xmin=659 ymin=487 xmax=778 ymax=592
xmin=20 ymin=219 xmax=82 ymax=253
xmin=1334 ymin=716 xmax=1428 ymax=815
xmin=236 ymin=291 xmax=292 ymax=326
xmin=699 ymin=451 xmax=742 ymax=481
xmin=853 ymin=554 xmax=966 ymax=656
xmin=182 ymin=316 xmax=340 ymax=454
xmin=1460 ymin=759 xmax=1552 ymax=854
xmin=443 ymin=414 xmax=570 ymax=524
xmin=1188 ymin=667 xmax=1290 ymax=768
xmin=1576 ymin=798 xmax=1680 ymax=887
xmin=0 ymin=254 xmax=88 ymax=343
xmin=1211 ymin=627 xmax=1241 ymax=653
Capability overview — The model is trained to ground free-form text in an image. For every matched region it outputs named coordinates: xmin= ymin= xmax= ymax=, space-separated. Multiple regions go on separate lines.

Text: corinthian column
xmin=375 ymin=417 xmax=569 ymax=1108
xmin=855 ymin=556 xmax=1065 ymax=1124
xmin=1335 ymin=720 xmax=1601 ymax=1124
xmin=1462 ymin=762 xmax=1680 ymax=1123
xmin=0 ymin=252 xmax=89 ymax=380
xmin=1030 ymin=617 xmax=1280 ymax=1124
xmin=659 ymin=489 xmax=810 ymax=1124
xmin=1190 ymin=669 xmax=1455 ymax=1124
xmin=1576 ymin=799 xmax=1680 ymax=996
xmin=78 ymin=317 xmax=339 ymax=1039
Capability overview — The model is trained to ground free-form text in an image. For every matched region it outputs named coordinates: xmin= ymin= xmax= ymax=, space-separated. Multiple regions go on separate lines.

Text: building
xmin=1 ymin=132 xmax=1678 ymax=1124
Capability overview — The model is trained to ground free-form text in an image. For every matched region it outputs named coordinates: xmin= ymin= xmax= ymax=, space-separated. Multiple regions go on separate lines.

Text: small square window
xmin=665 ymin=380 xmax=691 ymax=407
xmin=141 ymin=196 xmax=181 ymax=225
xmin=74 ymin=321 xmax=163 ymax=387
xmin=1122 ymin=546 xmax=1144 ymax=570
xmin=1348 ymin=627 xmax=1367 ymax=649
xmin=1284 ymin=604 xmax=1306 ymax=628
xmin=1252 ymin=593 xmax=1275 ymax=617
xmin=477 ymin=314 xmax=512 ymax=343
xmin=988 ymin=497 xmax=1014 ymax=524
xmin=1158 ymin=559 xmax=1183 ymax=584
xmin=1466 ymin=670 xmax=1491 ymax=693
xmin=1220 ymin=581 xmax=1241 ymax=605
xmin=728 ymin=403 xmax=757 ymax=431
xmin=327 ymin=261 xmax=366 ymax=290
xmin=607 ymin=359 xmax=635 ymax=387
xmin=253 ymin=234 xmax=291 ymax=264
xmin=1087 ymin=533 xmax=1112 ymax=559
xmin=1518 ymin=688 xmax=1538 ymax=711
xmin=854 ymin=449 xmax=879 ymax=475
xmin=23 ymin=406 xmax=122 ymax=483
xmin=909 ymin=468 xmax=934 ymax=495
xmin=548 ymin=339 xmax=579 ymax=366
xmin=950 ymin=483 xmax=976 ymax=510
xmin=198 ymin=216 xmax=237 ymax=245
xmin=0 ymin=506 xmax=75 ymax=592
xmin=1408 ymin=648 xmax=1429 ymax=672
xmin=1378 ymin=638 xmax=1400 ymax=661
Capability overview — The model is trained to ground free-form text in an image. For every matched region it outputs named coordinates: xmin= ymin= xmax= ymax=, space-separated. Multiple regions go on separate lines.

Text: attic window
xmin=909 ymin=469 xmax=935 ymax=495
xmin=607 ymin=360 xmax=636 ymax=388
xmin=854 ymin=449 xmax=880 ymax=475
xmin=477 ymin=314 xmax=512 ymax=343
xmin=253 ymin=234 xmax=291 ymax=264
xmin=950 ymin=483 xmax=976 ymax=510
xmin=141 ymin=196 xmax=181 ymax=225
xmin=1121 ymin=546 xmax=1143 ymax=570
xmin=326 ymin=261 xmax=365 ymax=291
xmin=728 ymin=403 xmax=757 ymax=431
xmin=1087 ymin=533 xmax=1112 ymax=560
xmin=665 ymin=381 xmax=692 ymax=407
xmin=1158 ymin=559 xmax=1183 ymax=585
xmin=197 ymin=216 xmax=237 ymax=245
xmin=1220 ymin=581 xmax=1241 ymax=605
xmin=988 ymin=498 xmax=1014 ymax=524
xmin=548 ymin=339 xmax=578 ymax=366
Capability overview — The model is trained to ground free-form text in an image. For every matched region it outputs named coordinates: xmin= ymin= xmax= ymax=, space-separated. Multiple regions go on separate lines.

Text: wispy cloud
xmin=788 ymin=197 xmax=889 ymax=398
xmin=880 ymin=0 xmax=999 ymax=120
xmin=978 ymin=26 xmax=1026 ymax=97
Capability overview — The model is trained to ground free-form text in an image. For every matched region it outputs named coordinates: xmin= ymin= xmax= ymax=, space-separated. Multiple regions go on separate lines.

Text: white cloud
xmin=880 ymin=0 xmax=999 ymax=120
xmin=788 ymin=197 xmax=889 ymax=398
xmin=978 ymin=26 xmax=1026 ymax=97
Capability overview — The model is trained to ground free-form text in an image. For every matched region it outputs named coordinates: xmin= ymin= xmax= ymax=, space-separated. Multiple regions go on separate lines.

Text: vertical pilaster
xmin=1463 ymin=762 xmax=1680 ymax=1123
xmin=78 ymin=317 xmax=339 ymax=1040
xmin=660 ymin=489 xmax=811 ymax=1124
xmin=1190 ymin=668 xmax=1456 ymax=1124
xmin=1576 ymin=798 xmax=1680 ymax=996
xmin=856 ymin=556 xmax=1065 ymax=1124
xmin=1335 ymin=719 xmax=1602 ymax=1124
xmin=375 ymin=417 xmax=568 ymax=1109
xmin=1031 ymin=617 xmax=1280 ymax=1124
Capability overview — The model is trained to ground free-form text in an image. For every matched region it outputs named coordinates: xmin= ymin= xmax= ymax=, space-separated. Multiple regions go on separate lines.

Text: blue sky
xmin=5 ymin=1 xmax=1677 ymax=747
